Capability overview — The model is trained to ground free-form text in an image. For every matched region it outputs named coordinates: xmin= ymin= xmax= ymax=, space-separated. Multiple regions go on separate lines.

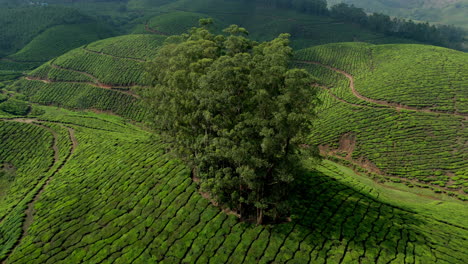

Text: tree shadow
xmin=267 ymin=168 xmax=449 ymax=263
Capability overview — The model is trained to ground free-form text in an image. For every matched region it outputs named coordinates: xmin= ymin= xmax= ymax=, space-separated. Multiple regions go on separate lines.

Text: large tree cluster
xmin=146 ymin=20 xmax=319 ymax=224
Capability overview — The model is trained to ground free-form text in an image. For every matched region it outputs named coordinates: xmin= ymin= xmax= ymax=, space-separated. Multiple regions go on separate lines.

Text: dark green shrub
xmin=0 ymin=93 xmax=8 ymax=103
xmin=0 ymin=99 xmax=30 ymax=115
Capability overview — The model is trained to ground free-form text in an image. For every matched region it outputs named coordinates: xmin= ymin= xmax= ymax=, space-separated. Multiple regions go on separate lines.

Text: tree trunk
xmin=257 ymin=207 xmax=263 ymax=225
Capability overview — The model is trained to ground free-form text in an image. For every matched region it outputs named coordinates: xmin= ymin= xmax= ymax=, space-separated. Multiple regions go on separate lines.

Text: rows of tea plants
xmin=13 ymin=79 xmax=149 ymax=121
xmin=0 ymin=60 xmax=41 ymax=73
xmin=0 ymin=120 xmax=60 ymax=259
xmin=291 ymin=61 xmax=378 ymax=107
xmin=37 ymin=107 xmax=143 ymax=133
xmin=359 ymin=44 xmax=468 ymax=114
xmin=0 ymin=6 xmax=89 ymax=56
xmin=147 ymin=11 xmax=226 ymax=36
xmin=294 ymin=43 xmax=467 ymax=191
xmin=294 ymin=42 xmax=373 ymax=74
xmin=0 ymin=121 xmax=54 ymax=220
xmin=84 ymin=34 xmax=166 ymax=61
xmin=52 ymin=47 xmax=152 ymax=86
xmin=306 ymin=79 xmax=466 ymax=190
xmin=29 ymin=63 xmax=95 ymax=83
xmin=7 ymin=23 xmax=114 ymax=63
xmin=295 ymin=43 xmax=468 ymax=114
xmin=2 ymin=112 xmax=465 ymax=263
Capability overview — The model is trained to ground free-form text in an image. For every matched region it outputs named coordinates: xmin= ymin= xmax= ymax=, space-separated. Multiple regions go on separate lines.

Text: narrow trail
xmin=25 ymin=70 xmax=141 ymax=99
xmin=1 ymin=121 xmax=77 ymax=264
xmin=313 ymin=84 xmax=372 ymax=109
xmin=297 ymin=61 xmax=467 ymax=119
xmin=144 ymin=23 xmax=169 ymax=36
xmin=50 ymin=64 xmax=103 ymax=86
xmin=82 ymin=47 xmax=147 ymax=63
xmin=49 ymin=64 xmax=142 ymax=98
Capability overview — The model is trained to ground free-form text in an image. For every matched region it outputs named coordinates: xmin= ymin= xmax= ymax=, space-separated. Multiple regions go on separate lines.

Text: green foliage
xmin=147 ymin=23 xmax=319 ymax=223
xmin=0 ymin=99 xmax=30 ymax=116
xmin=0 ymin=93 xmax=7 ymax=103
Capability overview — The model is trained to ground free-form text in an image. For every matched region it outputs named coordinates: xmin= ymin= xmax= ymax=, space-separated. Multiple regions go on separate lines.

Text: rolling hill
xmin=14 ymin=35 xmax=467 ymax=198
xmin=0 ymin=5 xmax=466 ymax=263
xmin=328 ymin=0 xmax=468 ymax=29
xmin=0 ymin=106 xmax=466 ymax=263
xmin=294 ymin=42 xmax=467 ymax=197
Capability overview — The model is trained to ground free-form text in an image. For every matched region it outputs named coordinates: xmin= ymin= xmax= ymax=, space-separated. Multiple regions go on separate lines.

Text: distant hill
xmin=0 ymin=5 xmax=116 ymax=76
xmin=328 ymin=0 xmax=468 ymax=29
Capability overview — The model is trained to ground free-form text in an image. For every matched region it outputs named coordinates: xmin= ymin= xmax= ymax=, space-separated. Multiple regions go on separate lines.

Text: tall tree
xmin=145 ymin=20 xmax=320 ymax=224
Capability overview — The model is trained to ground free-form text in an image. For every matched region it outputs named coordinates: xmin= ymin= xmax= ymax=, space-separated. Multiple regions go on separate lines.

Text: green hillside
xmin=9 ymin=35 xmax=167 ymax=121
xmin=13 ymin=35 xmax=468 ymax=197
xmin=0 ymin=9 xmax=466 ymax=263
xmin=0 ymin=6 xmax=89 ymax=57
xmin=328 ymin=0 xmax=468 ymax=29
xmin=139 ymin=4 xmax=418 ymax=50
xmin=0 ymin=106 xmax=466 ymax=263
xmin=0 ymin=5 xmax=119 ymax=80
xmin=294 ymin=42 xmax=467 ymax=197
xmin=7 ymin=23 xmax=115 ymax=63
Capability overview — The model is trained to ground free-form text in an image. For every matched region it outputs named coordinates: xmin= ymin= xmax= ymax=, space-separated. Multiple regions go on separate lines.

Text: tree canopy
xmin=146 ymin=20 xmax=320 ymax=224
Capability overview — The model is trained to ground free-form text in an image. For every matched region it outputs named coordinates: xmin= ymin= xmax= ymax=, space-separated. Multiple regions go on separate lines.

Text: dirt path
xmin=82 ymin=47 xmax=147 ymax=63
xmin=25 ymin=73 xmax=141 ymax=99
xmin=144 ymin=23 xmax=169 ymax=36
xmin=297 ymin=61 xmax=467 ymax=118
xmin=313 ymin=84 xmax=373 ymax=109
xmin=1 ymin=122 xmax=77 ymax=264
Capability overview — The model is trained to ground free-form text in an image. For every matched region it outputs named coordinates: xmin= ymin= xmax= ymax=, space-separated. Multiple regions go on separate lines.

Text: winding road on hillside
xmin=297 ymin=61 xmax=467 ymax=118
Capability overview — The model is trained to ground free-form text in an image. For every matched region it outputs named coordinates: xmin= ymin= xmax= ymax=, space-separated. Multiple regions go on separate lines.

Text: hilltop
xmin=328 ymin=0 xmax=468 ymax=29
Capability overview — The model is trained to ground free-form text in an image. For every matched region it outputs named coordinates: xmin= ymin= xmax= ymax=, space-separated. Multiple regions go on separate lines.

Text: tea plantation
xmin=294 ymin=42 xmax=467 ymax=198
xmin=0 ymin=32 xmax=466 ymax=263
xmin=0 ymin=106 xmax=466 ymax=263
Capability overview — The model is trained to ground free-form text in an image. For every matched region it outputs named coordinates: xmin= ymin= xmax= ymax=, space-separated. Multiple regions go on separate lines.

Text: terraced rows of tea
xmin=12 ymin=35 xmax=167 ymax=121
xmin=0 ymin=118 xmax=73 ymax=260
xmin=0 ymin=108 xmax=466 ymax=263
xmin=294 ymin=43 xmax=468 ymax=197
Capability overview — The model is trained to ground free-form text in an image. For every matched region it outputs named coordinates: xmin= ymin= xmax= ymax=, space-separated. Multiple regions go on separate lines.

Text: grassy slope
xmin=139 ymin=1 xmax=418 ymax=50
xmin=294 ymin=42 xmax=467 ymax=196
xmin=10 ymin=35 xmax=167 ymax=121
xmin=2 ymin=31 xmax=466 ymax=262
xmin=7 ymin=23 xmax=115 ymax=63
xmin=14 ymin=34 xmax=467 ymax=192
xmin=0 ymin=106 xmax=465 ymax=263
xmin=0 ymin=5 xmax=118 ymax=78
